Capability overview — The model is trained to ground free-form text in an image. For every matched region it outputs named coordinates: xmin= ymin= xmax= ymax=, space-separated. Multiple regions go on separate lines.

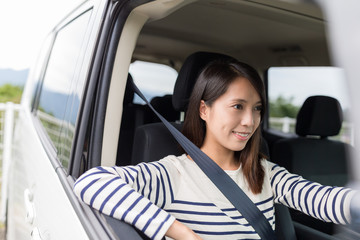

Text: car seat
xmin=144 ymin=94 xmax=180 ymax=123
xmin=271 ymin=95 xmax=353 ymax=234
xmin=117 ymin=74 xmax=148 ymax=166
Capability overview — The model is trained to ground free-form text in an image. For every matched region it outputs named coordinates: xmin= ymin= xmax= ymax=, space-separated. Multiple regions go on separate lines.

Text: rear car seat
xmin=271 ymin=95 xmax=353 ymax=234
xmin=144 ymin=94 xmax=180 ymax=123
xmin=117 ymin=74 xmax=147 ymax=166
xmin=117 ymin=78 xmax=180 ymax=165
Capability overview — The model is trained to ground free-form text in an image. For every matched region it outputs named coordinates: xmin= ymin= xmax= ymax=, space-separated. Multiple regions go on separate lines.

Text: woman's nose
xmin=241 ymin=109 xmax=254 ymax=126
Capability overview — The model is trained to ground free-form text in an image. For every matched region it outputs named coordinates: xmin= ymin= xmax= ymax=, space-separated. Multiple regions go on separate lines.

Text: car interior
xmin=88 ymin=0 xmax=357 ymax=239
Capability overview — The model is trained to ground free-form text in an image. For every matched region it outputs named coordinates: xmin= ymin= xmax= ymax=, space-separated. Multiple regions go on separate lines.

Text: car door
xmin=6 ymin=0 xmax=112 ymax=239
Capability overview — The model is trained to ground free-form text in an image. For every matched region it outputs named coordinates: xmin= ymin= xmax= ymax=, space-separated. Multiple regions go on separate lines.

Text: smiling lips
xmin=232 ymin=131 xmax=251 ymax=141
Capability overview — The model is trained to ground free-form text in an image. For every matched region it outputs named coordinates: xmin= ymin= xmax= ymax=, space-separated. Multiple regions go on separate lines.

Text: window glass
xmin=268 ymin=67 xmax=353 ymax=145
xmin=36 ymin=10 xmax=92 ymax=170
xmin=129 ymin=61 xmax=178 ymax=104
xmin=31 ymin=35 xmax=54 ymax=107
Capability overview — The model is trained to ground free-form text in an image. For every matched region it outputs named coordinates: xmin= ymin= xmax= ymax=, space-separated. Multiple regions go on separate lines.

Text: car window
xmin=36 ymin=10 xmax=92 ymax=171
xmin=268 ymin=66 xmax=353 ymax=145
xmin=129 ymin=60 xmax=178 ymax=104
xmin=30 ymin=35 xmax=54 ymax=107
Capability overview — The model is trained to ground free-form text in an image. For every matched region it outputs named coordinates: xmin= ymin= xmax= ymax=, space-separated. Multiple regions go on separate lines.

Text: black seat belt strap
xmin=130 ymin=79 xmax=276 ymax=240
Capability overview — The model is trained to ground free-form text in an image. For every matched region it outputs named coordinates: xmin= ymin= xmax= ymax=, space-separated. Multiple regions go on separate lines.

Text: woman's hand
xmin=166 ymin=220 xmax=202 ymax=240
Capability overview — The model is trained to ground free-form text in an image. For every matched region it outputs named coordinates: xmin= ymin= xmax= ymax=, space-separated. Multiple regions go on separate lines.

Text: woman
xmin=74 ymin=59 xmax=356 ymax=240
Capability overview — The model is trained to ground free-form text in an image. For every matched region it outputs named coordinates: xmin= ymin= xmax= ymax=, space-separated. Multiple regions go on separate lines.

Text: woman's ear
xmin=199 ymin=100 xmax=208 ymax=121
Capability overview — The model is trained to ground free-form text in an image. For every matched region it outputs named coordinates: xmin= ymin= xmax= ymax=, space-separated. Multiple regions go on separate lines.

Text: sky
xmin=0 ymin=0 xmax=82 ymax=70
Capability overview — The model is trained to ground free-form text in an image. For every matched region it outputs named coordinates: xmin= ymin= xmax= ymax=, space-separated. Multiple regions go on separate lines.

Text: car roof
xmin=133 ymin=0 xmax=328 ymax=70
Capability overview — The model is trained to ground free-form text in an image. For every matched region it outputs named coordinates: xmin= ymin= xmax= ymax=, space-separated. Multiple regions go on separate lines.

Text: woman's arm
xmin=73 ymin=161 xmax=179 ymax=240
xmin=269 ymin=163 xmax=357 ymax=224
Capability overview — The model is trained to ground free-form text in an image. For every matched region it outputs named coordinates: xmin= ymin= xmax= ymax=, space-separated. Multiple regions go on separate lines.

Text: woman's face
xmin=200 ymin=77 xmax=262 ymax=154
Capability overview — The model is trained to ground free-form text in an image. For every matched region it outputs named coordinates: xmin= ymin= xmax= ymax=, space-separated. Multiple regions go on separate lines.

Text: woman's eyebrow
xmin=231 ymin=98 xmax=262 ymax=105
xmin=231 ymin=98 xmax=247 ymax=103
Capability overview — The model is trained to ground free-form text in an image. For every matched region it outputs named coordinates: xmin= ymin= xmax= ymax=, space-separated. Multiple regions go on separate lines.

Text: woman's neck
xmin=200 ymin=145 xmax=239 ymax=170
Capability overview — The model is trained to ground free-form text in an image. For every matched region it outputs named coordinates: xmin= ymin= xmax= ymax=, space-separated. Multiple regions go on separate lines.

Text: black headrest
xmin=172 ymin=51 xmax=236 ymax=112
xmin=150 ymin=95 xmax=180 ymax=122
xmin=123 ymin=73 xmax=134 ymax=105
xmin=296 ymin=95 xmax=343 ymax=137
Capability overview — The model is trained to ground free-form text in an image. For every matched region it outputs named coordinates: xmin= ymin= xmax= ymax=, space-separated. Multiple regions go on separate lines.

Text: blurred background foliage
xmin=269 ymin=96 xmax=300 ymax=118
xmin=0 ymin=84 xmax=23 ymax=104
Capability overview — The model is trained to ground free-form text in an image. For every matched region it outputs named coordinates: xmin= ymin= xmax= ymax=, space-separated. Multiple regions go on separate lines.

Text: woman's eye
xmin=234 ymin=104 xmax=242 ymax=109
xmin=254 ymin=105 xmax=263 ymax=112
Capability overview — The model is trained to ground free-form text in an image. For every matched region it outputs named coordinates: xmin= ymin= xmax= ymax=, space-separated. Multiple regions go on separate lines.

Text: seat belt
xmin=130 ymin=79 xmax=277 ymax=240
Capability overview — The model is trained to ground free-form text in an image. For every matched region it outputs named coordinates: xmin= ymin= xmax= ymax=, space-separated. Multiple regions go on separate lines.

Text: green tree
xmin=0 ymin=84 xmax=23 ymax=103
xmin=269 ymin=95 xmax=300 ymax=118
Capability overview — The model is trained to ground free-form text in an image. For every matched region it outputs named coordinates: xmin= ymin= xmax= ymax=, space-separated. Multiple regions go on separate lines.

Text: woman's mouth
xmin=232 ymin=131 xmax=251 ymax=140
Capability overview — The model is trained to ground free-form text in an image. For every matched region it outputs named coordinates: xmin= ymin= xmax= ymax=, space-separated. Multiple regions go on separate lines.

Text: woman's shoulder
xmin=157 ymin=154 xmax=188 ymax=165
xmin=260 ymin=158 xmax=293 ymax=179
xmin=260 ymin=158 xmax=281 ymax=173
xmin=150 ymin=154 xmax=191 ymax=172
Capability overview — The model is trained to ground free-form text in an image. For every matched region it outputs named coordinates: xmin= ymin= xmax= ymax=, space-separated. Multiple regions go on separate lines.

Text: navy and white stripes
xmin=74 ymin=154 xmax=356 ymax=240
xmin=74 ymin=161 xmax=177 ymax=240
xmin=270 ymin=164 xmax=354 ymax=225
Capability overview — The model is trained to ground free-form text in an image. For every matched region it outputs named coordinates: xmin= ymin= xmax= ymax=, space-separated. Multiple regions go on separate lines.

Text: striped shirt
xmin=73 ymin=154 xmax=355 ymax=240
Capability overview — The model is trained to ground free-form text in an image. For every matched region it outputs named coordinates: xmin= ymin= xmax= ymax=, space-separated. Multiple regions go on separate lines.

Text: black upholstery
xmin=172 ymin=51 xmax=236 ymax=112
xmin=117 ymin=74 xmax=147 ymax=166
xmin=131 ymin=123 xmax=183 ymax=165
xmin=275 ymin=204 xmax=297 ymax=240
xmin=296 ymin=95 xmax=343 ymax=137
xmin=146 ymin=95 xmax=180 ymax=123
xmin=118 ymin=80 xmax=180 ymax=165
xmin=271 ymin=95 xmax=352 ymax=234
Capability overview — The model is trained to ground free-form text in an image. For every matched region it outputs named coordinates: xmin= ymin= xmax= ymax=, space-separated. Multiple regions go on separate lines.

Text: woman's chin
xmin=231 ymin=143 xmax=247 ymax=152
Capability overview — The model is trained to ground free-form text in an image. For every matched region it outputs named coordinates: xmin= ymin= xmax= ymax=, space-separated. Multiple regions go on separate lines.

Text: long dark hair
xmin=182 ymin=59 xmax=266 ymax=194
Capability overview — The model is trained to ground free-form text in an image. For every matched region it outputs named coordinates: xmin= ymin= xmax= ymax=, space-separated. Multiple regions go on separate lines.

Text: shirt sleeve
xmin=268 ymin=162 xmax=356 ymax=225
xmin=73 ymin=159 xmax=179 ymax=240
